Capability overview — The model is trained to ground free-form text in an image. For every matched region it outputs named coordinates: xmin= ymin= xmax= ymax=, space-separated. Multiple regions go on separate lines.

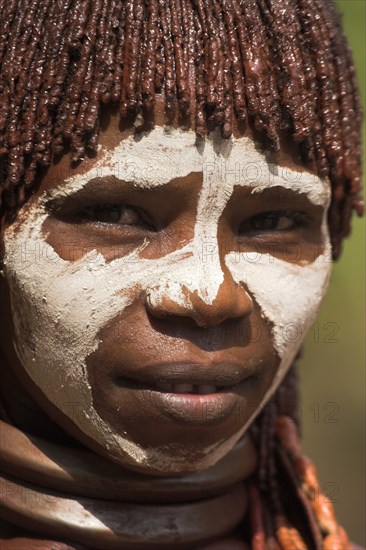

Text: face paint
xmin=3 ymin=127 xmax=332 ymax=472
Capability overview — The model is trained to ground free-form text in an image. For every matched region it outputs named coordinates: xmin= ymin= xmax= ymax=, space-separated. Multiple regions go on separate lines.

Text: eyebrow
xmin=46 ymin=173 xmax=193 ymax=200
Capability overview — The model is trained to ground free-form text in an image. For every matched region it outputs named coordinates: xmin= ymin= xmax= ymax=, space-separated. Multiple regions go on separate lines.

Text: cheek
xmin=4 ymin=210 xmax=202 ymax=456
xmin=2 ymin=212 xmax=151 ymax=438
xmin=4 ymin=250 xmax=150 ymax=392
xmin=225 ymin=249 xmax=332 ymax=393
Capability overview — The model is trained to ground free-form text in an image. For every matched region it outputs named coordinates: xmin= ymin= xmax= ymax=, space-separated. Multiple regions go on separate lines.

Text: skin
xmin=0 ymin=111 xmax=332 ymax=478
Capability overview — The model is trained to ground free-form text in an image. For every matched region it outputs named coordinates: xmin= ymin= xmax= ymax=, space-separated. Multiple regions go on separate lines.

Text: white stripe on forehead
xmin=50 ymin=126 xmax=330 ymax=206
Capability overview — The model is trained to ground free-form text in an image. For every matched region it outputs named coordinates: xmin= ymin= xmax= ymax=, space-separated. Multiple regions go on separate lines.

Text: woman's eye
xmin=77 ymin=204 xmax=151 ymax=227
xmin=242 ymin=210 xmax=307 ymax=233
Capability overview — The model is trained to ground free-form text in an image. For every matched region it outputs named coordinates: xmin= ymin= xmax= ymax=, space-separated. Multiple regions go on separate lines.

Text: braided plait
xmin=0 ymin=0 xmax=362 ymax=258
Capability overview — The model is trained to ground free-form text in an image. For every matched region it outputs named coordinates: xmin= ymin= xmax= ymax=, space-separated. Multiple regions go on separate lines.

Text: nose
xmin=145 ymin=267 xmax=253 ymax=327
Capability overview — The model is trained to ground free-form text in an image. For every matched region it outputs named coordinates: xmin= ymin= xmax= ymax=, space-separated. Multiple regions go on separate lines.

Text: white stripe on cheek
xmin=3 ymin=206 xmax=147 ymax=461
xmin=226 ymin=249 xmax=332 ymax=359
xmin=224 ymin=209 xmax=332 ymax=415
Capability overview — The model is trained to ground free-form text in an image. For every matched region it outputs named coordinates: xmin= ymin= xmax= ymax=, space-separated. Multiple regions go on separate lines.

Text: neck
xmin=0 ymin=418 xmax=257 ymax=548
xmin=0 ymin=354 xmax=80 ymax=445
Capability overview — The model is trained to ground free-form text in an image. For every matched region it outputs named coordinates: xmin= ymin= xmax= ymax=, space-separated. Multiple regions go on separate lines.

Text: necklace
xmin=0 ymin=419 xmax=257 ymax=548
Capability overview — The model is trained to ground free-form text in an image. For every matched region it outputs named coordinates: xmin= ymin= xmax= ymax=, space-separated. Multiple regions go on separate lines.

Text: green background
xmin=300 ymin=1 xmax=365 ymax=545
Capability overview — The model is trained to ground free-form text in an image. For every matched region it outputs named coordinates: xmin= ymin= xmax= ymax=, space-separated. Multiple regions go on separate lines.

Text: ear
xmin=0 ymin=219 xmax=5 ymax=279
xmin=0 ymin=212 xmax=9 ymax=278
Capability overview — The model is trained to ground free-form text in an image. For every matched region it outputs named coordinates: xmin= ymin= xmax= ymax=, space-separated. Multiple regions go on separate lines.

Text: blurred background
xmin=300 ymin=0 xmax=365 ymax=545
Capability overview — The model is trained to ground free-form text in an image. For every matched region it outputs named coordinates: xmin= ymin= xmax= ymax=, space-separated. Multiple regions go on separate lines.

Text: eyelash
xmin=72 ymin=204 xmax=155 ymax=230
xmin=241 ymin=209 xmax=309 ymax=233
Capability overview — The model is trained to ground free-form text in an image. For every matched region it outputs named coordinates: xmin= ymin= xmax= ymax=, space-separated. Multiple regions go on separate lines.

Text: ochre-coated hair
xmin=0 ymin=1 xmax=363 ymax=548
xmin=0 ymin=0 xmax=363 ymax=257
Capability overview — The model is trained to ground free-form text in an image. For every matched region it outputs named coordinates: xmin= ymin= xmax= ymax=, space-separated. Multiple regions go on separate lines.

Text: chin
xmin=99 ymin=428 xmax=245 ymax=477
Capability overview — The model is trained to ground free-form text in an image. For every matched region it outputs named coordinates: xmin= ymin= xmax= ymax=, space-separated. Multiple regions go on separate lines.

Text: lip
xmin=115 ymin=361 xmax=256 ymax=390
xmin=114 ymin=376 xmax=257 ymax=427
xmin=113 ymin=362 xmax=259 ymax=425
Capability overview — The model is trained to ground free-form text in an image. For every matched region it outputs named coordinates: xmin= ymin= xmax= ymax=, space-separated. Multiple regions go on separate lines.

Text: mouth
xmin=114 ymin=374 xmax=258 ymax=428
xmin=108 ymin=362 xmax=264 ymax=429
xmin=154 ymin=382 xmax=224 ymax=394
xmin=117 ymin=378 xmax=226 ymax=395
xmin=115 ymin=361 xmax=258 ymax=396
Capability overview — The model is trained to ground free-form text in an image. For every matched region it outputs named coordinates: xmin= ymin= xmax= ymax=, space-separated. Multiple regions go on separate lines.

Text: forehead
xmin=41 ymin=126 xmax=330 ymax=207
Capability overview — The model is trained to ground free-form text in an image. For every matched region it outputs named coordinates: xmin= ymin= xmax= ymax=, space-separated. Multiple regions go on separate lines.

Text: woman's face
xmin=0 ymin=117 xmax=332 ymax=475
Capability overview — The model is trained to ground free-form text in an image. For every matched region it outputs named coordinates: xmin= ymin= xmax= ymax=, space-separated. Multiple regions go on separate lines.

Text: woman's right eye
xmin=69 ymin=204 xmax=156 ymax=230
xmin=80 ymin=205 xmax=140 ymax=224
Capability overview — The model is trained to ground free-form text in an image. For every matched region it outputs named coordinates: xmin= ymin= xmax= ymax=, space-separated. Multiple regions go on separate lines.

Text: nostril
xmin=144 ymin=272 xmax=253 ymax=327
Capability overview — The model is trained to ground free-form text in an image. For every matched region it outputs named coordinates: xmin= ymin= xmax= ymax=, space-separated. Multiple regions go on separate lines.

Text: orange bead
xmin=294 ymin=455 xmax=320 ymax=500
xmin=322 ymin=532 xmax=344 ymax=550
xmin=311 ymin=494 xmax=337 ymax=536
xmin=276 ymin=516 xmax=308 ymax=550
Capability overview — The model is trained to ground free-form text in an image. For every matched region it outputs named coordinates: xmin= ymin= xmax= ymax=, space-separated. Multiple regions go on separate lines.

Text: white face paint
xmin=3 ymin=127 xmax=332 ymax=471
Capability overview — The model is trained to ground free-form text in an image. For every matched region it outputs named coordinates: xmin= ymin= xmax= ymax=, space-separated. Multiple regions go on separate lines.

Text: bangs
xmin=0 ymin=0 xmax=363 ymax=256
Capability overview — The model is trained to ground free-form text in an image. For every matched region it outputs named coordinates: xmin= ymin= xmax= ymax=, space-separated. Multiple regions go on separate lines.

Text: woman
xmin=0 ymin=0 xmax=363 ymax=548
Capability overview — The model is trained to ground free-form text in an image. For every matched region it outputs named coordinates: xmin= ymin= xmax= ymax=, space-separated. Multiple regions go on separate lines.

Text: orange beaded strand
xmin=275 ymin=415 xmax=351 ymax=550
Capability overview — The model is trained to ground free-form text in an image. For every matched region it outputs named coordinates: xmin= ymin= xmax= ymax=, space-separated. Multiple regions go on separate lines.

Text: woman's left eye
xmin=241 ymin=210 xmax=308 ymax=233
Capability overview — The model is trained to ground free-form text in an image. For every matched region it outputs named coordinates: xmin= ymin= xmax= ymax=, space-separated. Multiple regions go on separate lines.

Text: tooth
xmin=153 ymin=383 xmax=219 ymax=394
xmin=155 ymin=382 xmax=173 ymax=391
xmin=173 ymin=383 xmax=194 ymax=393
xmin=196 ymin=385 xmax=217 ymax=395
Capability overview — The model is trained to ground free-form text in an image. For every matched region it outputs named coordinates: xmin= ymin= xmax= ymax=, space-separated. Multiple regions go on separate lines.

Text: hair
xmin=248 ymin=360 xmax=352 ymax=549
xmin=0 ymin=1 xmax=363 ymax=548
